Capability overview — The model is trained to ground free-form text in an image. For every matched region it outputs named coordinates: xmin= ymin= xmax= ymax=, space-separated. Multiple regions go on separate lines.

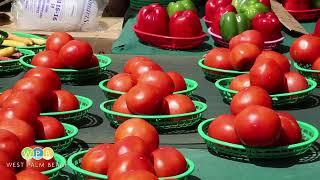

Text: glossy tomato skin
xmin=167 ymin=72 xmax=186 ymax=92
xmin=88 ymin=55 xmax=99 ymax=68
xmin=230 ymin=86 xmax=272 ymax=115
xmin=0 ymin=150 xmax=14 ymax=168
xmin=107 ymin=73 xmax=136 ymax=92
xmin=204 ymin=48 xmax=233 ymax=70
xmin=256 ymin=51 xmax=290 ymax=72
xmin=0 ymin=106 xmax=38 ymax=126
xmin=112 ymin=94 xmax=132 ymax=114
xmin=46 ymin=32 xmax=73 ymax=52
xmin=112 ymin=136 xmax=150 ymax=160
xmin=0 ymin=129 xmax=21 ymax=160
xmin=25 ymin=145 xmax=56 ymax=172
xmin=0 ymin=165 xmax=16 ymax=180
xmin=208 ymin=114 xmax=241 ymax=144
xmin=2 ymin=91 xmax=41 ymax=115
xmin=81 ymin=144 xmax=114 ymax=175
xmin=312 ymin=57 xmax=320 ymax=70
xmin=126 ymin=84 xmax=163 ymax=115
xmin=131 ymin=61 xmax=164 ymax=80
xmin=110 ymin=170 xmax=158 ymax=180
xmin=161 ymin=94 xmax=195 ymax=116
xmin=35 ymin=116 xmax=65 ymax=140
xmin=51 ymin=90 xmax=79 ymax=112
xmin=0 ymin=89 xmax=12 ymax=107
xmin=290 ymin=35 xmax=320 ymax=64
xmin=31 ymin=50 xmax=65 ymax=69
xmin=230 ymin=43 xmax=261 ymax=71
xmin=284 ymin=72 xmax=308 ymax=93
xmin=152 ymin=147 xmax=187 ymax=177
xmin=138 ymin=70 xmax=175 ymax=97
xmin=229 ymin=74 xmax=251 ymax=91
xmin=115 ymin=118 xmax=159 ymax=153
xmin=277 ymin=112 xmax=302 ymax=146
xmin=24 ymin=67 xmax=61 ymax=90
xmin=229 ymin=30 xmax=264 ymax=50
xmin=16 ymin=169 xmax=49 ymax=180
xmin=58 ymin=40 xmax=93 ymax=69
xmin=124 ymin=56 xmax=155 ymax=74
xmin=169 ymin=10 xmax=202 ymax=37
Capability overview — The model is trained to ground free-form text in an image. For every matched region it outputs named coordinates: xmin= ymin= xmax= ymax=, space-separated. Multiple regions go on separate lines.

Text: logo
xmin=21 ymin=147 xmax=54 ymax=160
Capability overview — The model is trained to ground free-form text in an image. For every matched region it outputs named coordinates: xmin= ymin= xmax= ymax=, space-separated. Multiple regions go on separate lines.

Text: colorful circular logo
xmin=43 ymin=147 xmax=54 ymax=160
xmin=21 ymin=147 xmax=33 ymax=160
xmin=21 ymin=147 xmax=55 ymax=160
xmin=33 ymin=147 xmax=43 ymax=160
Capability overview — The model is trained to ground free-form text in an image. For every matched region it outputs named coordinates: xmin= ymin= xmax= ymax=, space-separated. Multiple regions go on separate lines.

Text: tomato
xmin=290 ymin=35 xmax=320 ymax=64
xmin=207 ymin=114 xmax=241 ymax=144
xmin=256 ymin=51 xmax=290 ymax=72
xmin=0 ymin=129 xmax=21 ymax=160
xmin=312 ymin=57 xmax=320 ymax=70
xmin=166 ymin=72 xmax=186 ymax=92
xmin=31 ymin=50 xmax=65 ymax=69
xmin=16 ymin=169 xmax=49 ymax=180
xmin=107 ymin=152 xmax=154 ymax=179
xmin=112 ymin=136 xmax=150 ymax=160
xmin=0 ymin=89 xmax=12 ymax=107
xmin=284 ymin=72 xmax=308 ymax=93
xmin=161 ymin=94 xmax=195 ymax=116
xmin=0 ymin=150 xmax=13 ymax=168
xmin=112 ymin=94 xmax=132 ymax=114
xmin=229 ymin=74 xmax=251 ymax=92
xmin=58 ymin=40 xmax=93 ymax=69
xmin=204 ymin=48 xmax=233 ymax=70
xmin=124 ymin=56 xmax=155 ymax=74
xmin=24 ymin=67 xmax=61 ymax=90
xmin=51 ymin=90 xmax=79 ymax=112
xmin=129 ymin=61 xmax=163 ymax=80
xmin=0 ymin=165 xmax=16 ymax=180
xmin=25 ymin=145 xmax=56 ymax=171
xmin=111 ymin=170 xmax=157 ymax=180
xmin=46 ymin=32 xmax=74 ymax=52
xmin=230 ymin=86 xmax=272 ymax=115
xmin=107 ymin=73 xmax=136 ymax=92
xmin=0 ymin=119 xmax=35 ymax=148
xmin=229 ymin=30 xmax=264 ymax=50
xmin=115 ymin=118 xmax=159 ymax=152
xmin=230 ymin=43 xmax=261 ymax=71
xmin=126 ymin=84 xmax=163 ymax=115
xmin=35 ymin=116 xmax=65 ymax=140
xmin=249 ymin=58 xmax=285 ymax=94
xmin=2 ymin=91 xmax=41 ymax=115
xmin=277 ymin=112 xmax=302 ymax=146
xmin=88 ymin=55 xmax=99 ymax=68
xmin=81 ymin=144 xmax=114 ymax=175
xmin=152 ymin=147 xmax=187 ymax=177
xmin=0 ymin=106 xmax=38 ymax=126
xmin=138 ymin=70 xmax=175 ymax=97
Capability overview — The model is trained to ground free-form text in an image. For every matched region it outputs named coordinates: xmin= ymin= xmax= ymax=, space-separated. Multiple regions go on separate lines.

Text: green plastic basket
xmin=100 ymin=100 xmax=207 ymax=131
xmin=11 ymin=32 xmax=46 ymax=53
xmin=19 ymin=54 xmax=112 ymax=83
xmin=36 ymin=123 xmax=79 ymax=153
xmin=40 ymin=95 xmax=93 ymax=124
xmin=67 ymin=150 xmax=195 ymax=180
xmin=215 ymin=77 xmax=317 ymax=106
xmin=293 ymin=62 xmax=320 ymax=87
xmin=198 ymin=58 xmax=247 ymax=82
xmin=99 ymin=78 xmax=198 ymax=100
xmin=42 ymin=153 xmax=67 ymax=180
xmin=198 ymin=118 xmax=319 ymax=159
xmin=0 ymin=49 xmax=35 ymax=76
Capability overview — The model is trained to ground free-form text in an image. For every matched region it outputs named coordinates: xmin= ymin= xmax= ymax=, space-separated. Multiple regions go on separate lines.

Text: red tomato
xmin=107 ymin=152 xmax=154 ymax=179
xmin=107 ymin=73 xmax=136 ymax=92
xmin=0 ymin=119 xmax=35 ymax=148
xmin=58 ymin=40 xmax=93 ymax=69
xmin=2 ymin=91 xmax=41 ymax=115
xmin=34 ymin=116 xmax=65 ymax=140
xmin=46 ymin=32 xmax=74 ymax=52
xmin=290 ymin=35 xmax=320 ymax=64
xmin=277 ymin=112 xmax=302 ymax=146
xmin=166 ymin=72 xmax=186 ymax=92
xmin=229 ymin=74 xmax=251 ymax=92
xmin=204 ymin=48 xmax=233 ymax=70
xmin=88 ymin=55 xmax=99 ymax=68
xmin=207 ymin=114 xmax=241 ymax=144
xmin=81 ymin=144 xmax=114 ymax=175
xmin=51 ymin=90 xmax=79 ymax=112
xmin=112 ymin=94 xmax=132 ymax=114
xmin=0 ymin=89 xmax=12 ymax=107
xmin=112 ymin=136 xmax=150 ymax=160
xmin=229 ymin=30 xmax=264 ymax=50
xmin=31 ymin=50 xmax=65 ymax=69
xmin=235 ymin=105 xmax=281 ymax=147
xmin=0 ymin=106 xmax=38 ymax=126
xmin=312 ymin=57 xmax=320 ymax=70
xmin=0 ymin=129 xmax=21 ymax=160
xmin=230 ymin=86 xmax=272 ymax=115
xmin=0 ymin=165 xmax=16 ymax=180
xmin=25 ymin=145 xmax=56 ymax=172
xmin=230 ymin=43 xmax=261 ymax=71
xmin=123 ymin=56 xmax=155 ymax=74
xmin=24 ymin=67 xmax=61 ymax=90
xmin=0 ymin=150 xmax=13 ymax=167
xmin=249 ymin=58 xmax=285 ymax=94
xmin=256 ymin=51 xmax=290 ymax=72
xmin=161 ymin=94 xmax=195 ymax=116
xmin=130 ymin=60 xmax=163 ymax=80
xmin=284 ymin=72 xmax=308 ymax=92
xmin=169 ymin=10 xmax=203 ymax=37
xmin=16 ymin=169 xmax=49 ymax=180
xmin=152 ymin=147 xmax=187 ymax=177
xmin=126 ymin=84 xmax=163 ymax=115
xmin=115 ymin=118 xmax=159 ymax=152
xmin=138 ymin=70 xmax=175 ymax=97
xmin=111 ymin=170 xmax=158 ymax=180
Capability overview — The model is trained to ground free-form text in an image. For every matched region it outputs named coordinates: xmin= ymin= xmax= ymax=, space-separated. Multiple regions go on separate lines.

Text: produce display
xmin=0 ymin=30 xmax=46 ymax=49
xmin=283 ymin=0 xmax=320 ymax=21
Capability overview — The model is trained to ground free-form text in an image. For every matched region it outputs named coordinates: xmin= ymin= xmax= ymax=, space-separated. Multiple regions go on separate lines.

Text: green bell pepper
xmin=312 ymin=0 xmax=320 ymax=8
xmin=167 ymin=0 xmax=197 ymax=17
xmin=0 ymin=30 xmax=8 ymax=45
xmin=232 ymin=0 xmax=269 ymax=19
xmin=219 ymin=12 xmax=251 ymax=41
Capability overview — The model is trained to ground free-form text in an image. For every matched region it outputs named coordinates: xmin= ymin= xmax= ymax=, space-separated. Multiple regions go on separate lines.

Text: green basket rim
xmin=67 ymin=150 xmax=195 ymax=180
xmin=19 ymin=54 xmax=112 ymax=72
xmin=198 ymin=118 xmax=319 ymax=151
xmin=215 ymin=77 xmax=317 ymax=98
xmin=98 ymin=78 xmax=198 ymax=96
xmin=41 ymin=95 xmax=93 ymax=116
xmin=35 ymin=123 xmax=78 ymax=143
xmin=100 ymin=100 xmax=207 ymax=119
xmin=10 ymin=32 xmax=46 ymax=49
xmin=198 ymin=58 xmax=248 ymax=74
xmin=42 ymin=153 xmax=66 ymax=175
xmin=293 ymin=62 xmax=320 ymax=73
xmin=0 ymin=49 xmax=35 ymax=64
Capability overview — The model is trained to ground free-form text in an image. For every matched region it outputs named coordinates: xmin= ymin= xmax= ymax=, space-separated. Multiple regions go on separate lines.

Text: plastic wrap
xmin=11 ymin=0 xmax=109 ymax=31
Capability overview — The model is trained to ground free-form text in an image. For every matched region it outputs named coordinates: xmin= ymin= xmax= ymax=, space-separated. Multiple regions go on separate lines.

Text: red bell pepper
xmin=282 ymin=0 xmax=311 ymax=10
xmin=314 ymin=18 xmax=320 ymax=37
xmin=136 ymin=3 xmax=170 ymax=35
xmin=205 ymin=0 xmax=232 ymax=21
xmin=210 ymin=5 xmax=236 ymax=35
xmin=259 ymin=0 xmax=271 ymax=9
xmin=169 ymin=10 xmax=203 ymax=37
xmin=252 ymin=12 xmax=283 ymax=41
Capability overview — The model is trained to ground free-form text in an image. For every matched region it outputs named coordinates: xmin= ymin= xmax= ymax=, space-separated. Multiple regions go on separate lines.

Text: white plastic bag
xmin=11 ymin=0 xmax=109 ymax=31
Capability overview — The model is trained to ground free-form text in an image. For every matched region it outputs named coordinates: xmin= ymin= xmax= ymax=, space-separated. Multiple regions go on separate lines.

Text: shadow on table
xmin=58 ymin=171 xmax=74 ymax=180
xmin=191 ymin=94 xmax=207 ymax=103
xmin=276 ymin=94 xmax=320 ymax=110
xmin=60 ymin=138 xmax=89 ymax=158
xmin=74 ymin=113 xmax=104 ymax=129
xmin=189 ymin=175 xmax=201 ymax=180
xmin=63 ymin=70 xmax=118 ymax=86
xmin=276 ymin=44 xmax=290 ymax=54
